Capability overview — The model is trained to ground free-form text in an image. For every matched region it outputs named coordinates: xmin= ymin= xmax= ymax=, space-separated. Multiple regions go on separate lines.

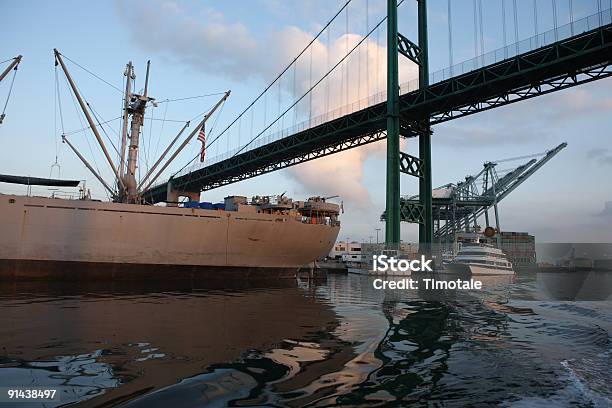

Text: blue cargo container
xmin=199 ymin=202 xmax=214 ymax=210
xmin=213 ymin=203 xmax=225 ymax=210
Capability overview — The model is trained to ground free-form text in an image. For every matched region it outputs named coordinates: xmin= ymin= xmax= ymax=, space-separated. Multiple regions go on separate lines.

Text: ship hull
xmin=0 ymin=195 xmax=340 ymax=280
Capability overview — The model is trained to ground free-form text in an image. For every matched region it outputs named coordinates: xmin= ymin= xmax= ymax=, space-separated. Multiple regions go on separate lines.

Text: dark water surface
xmin=0 ymin=272 xmax=611 ymax=407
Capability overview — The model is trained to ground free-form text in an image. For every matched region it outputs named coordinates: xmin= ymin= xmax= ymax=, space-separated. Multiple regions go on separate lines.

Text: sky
xmin=1 ymin=0 xmax=611 ymax=244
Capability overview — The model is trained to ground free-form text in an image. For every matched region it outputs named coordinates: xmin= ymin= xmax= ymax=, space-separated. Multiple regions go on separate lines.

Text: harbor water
xmin=0 ymin=271 xmax=611 ymax=407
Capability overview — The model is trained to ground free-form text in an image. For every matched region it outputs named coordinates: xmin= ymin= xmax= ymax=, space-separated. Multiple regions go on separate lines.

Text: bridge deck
xmin=143 ymin=23 xmax=612 ymax=204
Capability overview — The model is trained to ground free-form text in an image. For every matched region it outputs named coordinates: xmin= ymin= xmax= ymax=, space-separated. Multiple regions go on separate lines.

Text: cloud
xmin=596 ymin=201 xmax=612 ymax=218
xmin=586 ymin=148 xmax=612 ymax=166
xmin=435 ymin=121 xmax=552 ymax=148
xmin=286 ymin=144 xmax=380 ymax=210
xmin=116 ymin=1 xmax=264 ymax=81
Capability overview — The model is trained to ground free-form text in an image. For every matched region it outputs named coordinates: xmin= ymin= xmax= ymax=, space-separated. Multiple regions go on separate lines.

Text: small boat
xmin=347 ymin=261 xmax=369 ymax=275
xmin=444 ymin=242 xmax=514 ymax=276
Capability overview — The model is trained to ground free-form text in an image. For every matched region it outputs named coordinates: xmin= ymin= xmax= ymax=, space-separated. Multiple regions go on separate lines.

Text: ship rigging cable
xmin=168 ymin=97 xmax=227 ymax=182
xmin=0 ymin=67 xmax=17 ymax=122
xmin=0 ymin=56 xmax=21 ymax=125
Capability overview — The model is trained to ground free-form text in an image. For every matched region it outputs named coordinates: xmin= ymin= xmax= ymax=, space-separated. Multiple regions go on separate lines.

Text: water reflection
xmin=0 ymin=273 xmax=610 ymax=407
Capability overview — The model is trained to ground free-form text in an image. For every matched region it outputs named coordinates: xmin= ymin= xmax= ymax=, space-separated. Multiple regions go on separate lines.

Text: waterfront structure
xmin=329 ymin=241 xmax=363 ymax=263
xmin=488 ymin=232 xmax=536 ymax=271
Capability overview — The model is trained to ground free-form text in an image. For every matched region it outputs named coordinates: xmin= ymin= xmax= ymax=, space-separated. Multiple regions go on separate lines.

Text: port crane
xmin=382 ymin=142 xmax=568 ymax=246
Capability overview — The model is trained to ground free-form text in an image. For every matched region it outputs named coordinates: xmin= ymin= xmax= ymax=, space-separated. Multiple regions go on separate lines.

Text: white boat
xmin=346 ymin=253 xmax=412 ymax=277
xmin=347 ymin=263 xmax=370 ymax=275
xmin=444 ymin=243 xmax=514 ymax=276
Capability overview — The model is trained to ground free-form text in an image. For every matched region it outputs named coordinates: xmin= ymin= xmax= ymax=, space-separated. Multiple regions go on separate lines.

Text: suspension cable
xmin=209 ymin=0 xmax=353 ymax=148
xmin=230 ymin=14 xmax=388 ymax=159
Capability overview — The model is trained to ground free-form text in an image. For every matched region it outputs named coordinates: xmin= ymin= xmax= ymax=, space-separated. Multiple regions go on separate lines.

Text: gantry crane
xmin=382 ymin=142 xmax=567 ymax=246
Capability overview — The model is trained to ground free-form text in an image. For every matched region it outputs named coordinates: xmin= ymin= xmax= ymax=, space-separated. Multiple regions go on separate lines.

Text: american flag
xmin=198 ymin=124 xmax=206 ymax=162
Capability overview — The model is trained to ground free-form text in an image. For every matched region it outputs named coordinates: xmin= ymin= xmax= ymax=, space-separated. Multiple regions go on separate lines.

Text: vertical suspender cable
xmin=533 ymin=0 xmax=538 ymax=46
xmin=357 ymin=35 xmax=361 ymax=103
xmin=502 ymin=0 xmax=507 ymax=57
xmin=376 ymin=26 xmax=380 ymax=97
xmin=293 ymin=63 xmax=297 ymax=125
xmin=326 ymin=27 xmax=330 ymax=114
xmin=569 ymin=0 xmax=574 ymax=35
xmin=478 ymin=0 xmax=484 ymax=65
xmin=552 ymin=0 xmax=558 ymax=41
xmin=238 ymin=112 xmax=242 ymax=147
xmin=513 ymin=0 xmax=519 ymax=55
xmin=263 ymin=91 xmax=267 ymax=137
xmin=366 ymin=0 xmax=370 ymax=99
xmin=345 ymin=4 xmax=349 ymax=109
xmin=473 ymin=0 xmax=479 ymax=62
xmin=250 ymin=103 xmax=254 ymax=142
xmin=309 ymin=45 xmax=313 ymax=122
xmin=278 ymin=77 xmax=282 ymax=133
xmin=448 ymin=0 xmax=453 ymax=74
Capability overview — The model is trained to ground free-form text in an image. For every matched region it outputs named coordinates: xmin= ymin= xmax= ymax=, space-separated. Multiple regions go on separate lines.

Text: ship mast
xmin=124 ymin=60 xmax=154 ymax=203
xmin=118 ymin=61 xmax=134 ymax=196
xmin=54 ymin=50 xmax=228 ymax=204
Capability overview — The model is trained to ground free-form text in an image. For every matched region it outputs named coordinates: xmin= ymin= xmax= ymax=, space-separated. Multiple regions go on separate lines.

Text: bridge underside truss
xmin=143 ymin=23 xmax=612 ymax=203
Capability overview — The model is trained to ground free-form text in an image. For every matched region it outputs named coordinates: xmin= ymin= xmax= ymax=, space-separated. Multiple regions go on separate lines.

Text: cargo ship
xmin=0 ymin=51 xmax=341 ymax=280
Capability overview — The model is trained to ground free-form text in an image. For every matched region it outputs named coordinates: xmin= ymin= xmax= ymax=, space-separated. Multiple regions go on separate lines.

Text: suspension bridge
xmin=137 ymin=0 xmax=612 ymax=249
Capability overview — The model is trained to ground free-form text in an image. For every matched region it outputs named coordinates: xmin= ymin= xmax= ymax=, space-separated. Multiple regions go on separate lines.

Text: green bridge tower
xmin=386 ymin=0 xmax=433 ymax=249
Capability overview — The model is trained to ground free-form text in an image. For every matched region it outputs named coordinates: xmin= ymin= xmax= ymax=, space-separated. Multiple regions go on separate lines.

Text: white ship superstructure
xmin=445 ymin=243 xmax=514 ymax=275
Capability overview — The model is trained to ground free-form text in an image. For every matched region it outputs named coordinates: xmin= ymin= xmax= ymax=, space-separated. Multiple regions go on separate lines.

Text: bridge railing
xmin=431 ymin=7 xmax=612 ymax=83
xmin=152 ymin=8 xmax=611 ymax=190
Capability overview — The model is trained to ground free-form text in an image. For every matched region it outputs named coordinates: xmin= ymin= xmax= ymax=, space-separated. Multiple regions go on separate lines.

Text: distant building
xmin=488 ymin=231 xmax=536 ymax=271
xmin=329 ymin=241 xmax=363 ymax=262
xmin=361 ymin=242 xmax=418 ymax=259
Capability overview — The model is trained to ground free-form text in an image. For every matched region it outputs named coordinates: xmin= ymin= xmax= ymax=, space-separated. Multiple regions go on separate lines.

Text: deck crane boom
xmin=0 ymin=55 xmax=22 ymax=125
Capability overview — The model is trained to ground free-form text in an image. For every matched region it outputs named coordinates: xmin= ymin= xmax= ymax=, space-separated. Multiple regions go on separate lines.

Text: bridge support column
xmin=385 ymin=0 xmax=401 ymax=249
xmin=166 ymin=182 xmax=200 ymax=207
xmin=418 ymin=0 xmax=433 ymax=248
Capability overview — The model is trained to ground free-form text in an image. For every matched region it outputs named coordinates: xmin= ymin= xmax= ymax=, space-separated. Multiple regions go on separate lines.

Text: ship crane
xmin=53 ymin=49 xmax=230 ymax=203
xmin=0 ymin=55 xmax=22 ymax=125
xmin=381 ymin=143 xmax=568 ymax=246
